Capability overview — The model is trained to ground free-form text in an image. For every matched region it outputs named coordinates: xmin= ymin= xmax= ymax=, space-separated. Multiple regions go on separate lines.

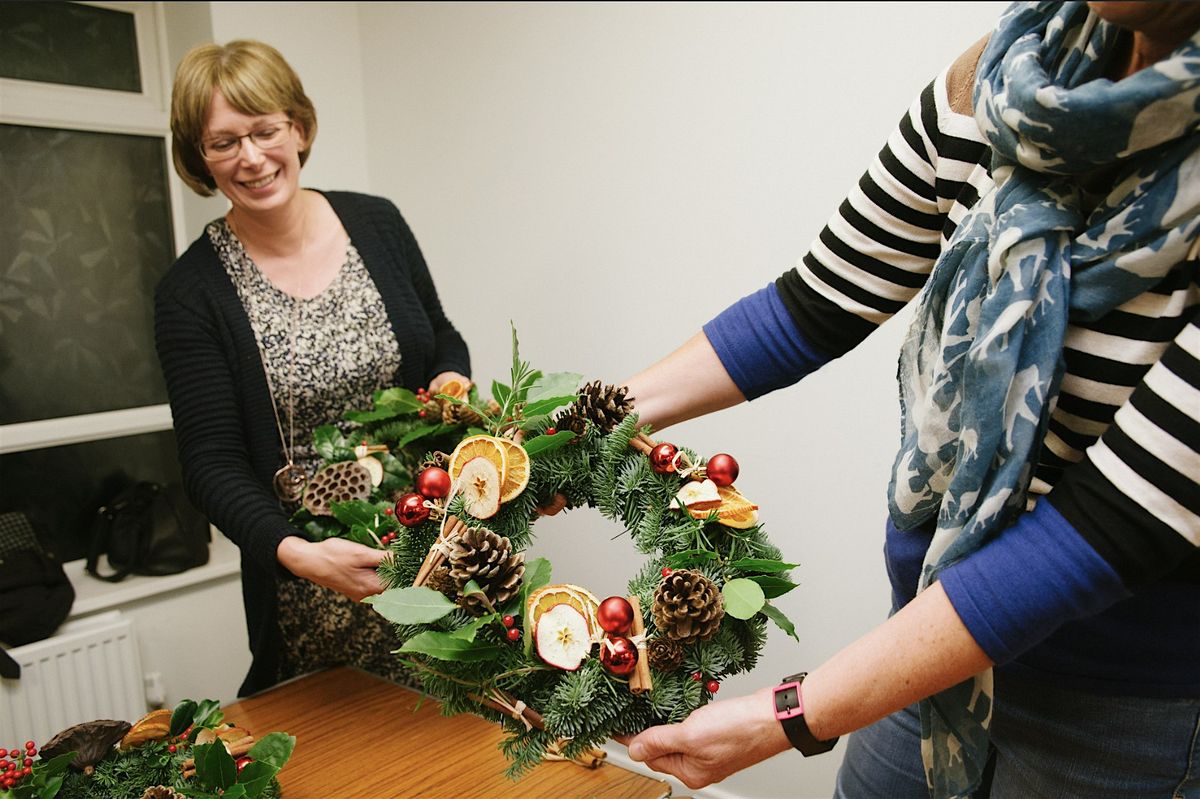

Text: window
xmin=0 ymin=2 xmax=206 ymax=562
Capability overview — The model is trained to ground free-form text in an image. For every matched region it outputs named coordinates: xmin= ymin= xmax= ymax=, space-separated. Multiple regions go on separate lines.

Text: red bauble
xmin=416 ymin=466 xmax=452 ymax=499
xmin=394 ymin=493 xmax=431 ymax=527
xmin=600 ymin=636 xmax=639 ymax=677
xmin=649 ymin=443 xmax=679 ymax=474
xmin=705 ymin=453 xmax=739 ymax=486
xmin=596 ymin=596 xmax=635 ymax=636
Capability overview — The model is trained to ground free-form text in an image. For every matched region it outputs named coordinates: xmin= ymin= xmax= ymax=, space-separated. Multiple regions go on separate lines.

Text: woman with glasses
xmin=155 ymin=39 xmax=471 ymax=696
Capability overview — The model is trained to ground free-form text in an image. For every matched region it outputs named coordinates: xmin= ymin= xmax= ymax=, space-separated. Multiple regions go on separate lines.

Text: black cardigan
xmin=154 ymin=191 xmax=470 ymax=695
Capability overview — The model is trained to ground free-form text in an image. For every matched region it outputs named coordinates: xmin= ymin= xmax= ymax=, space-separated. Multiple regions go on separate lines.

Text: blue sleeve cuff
xmin=701 ymin=284 xmax=831 ymax=400
xmin=940 ymin=499 xmax=1132 ymax=665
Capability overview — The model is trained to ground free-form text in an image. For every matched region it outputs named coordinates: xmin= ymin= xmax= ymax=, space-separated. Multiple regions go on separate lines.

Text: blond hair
xmin=170 ymin=39 xmax=317 ymax=196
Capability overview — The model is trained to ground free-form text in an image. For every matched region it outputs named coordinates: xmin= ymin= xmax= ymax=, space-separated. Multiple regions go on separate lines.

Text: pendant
xmin=273 ymin=463 xmax=308 ymax=503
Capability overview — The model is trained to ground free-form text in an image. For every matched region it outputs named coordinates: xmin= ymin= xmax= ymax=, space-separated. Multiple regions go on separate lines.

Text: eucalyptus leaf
xmin=722 ymin=578 xmax=766 ymax=620
xmin=747 ymin=575 xmax=799 ymax=599
xmin=374 ymin=387 xmax=425 ymax=414
xmin=399 ymin=630 xmax=506 ymax=661
xmin=523 ymin=430 xmax=576 ymax=457
xmin=363 ymin=586 xmax=457 ymax=624
xmin=761 ymin=602 xmax=799 ymax=641
xmin=727 ymin=558 xmax=800 ymax=574
xmin=247 ymin=732 xmax=295 ymax=770
xmin=522 ymin=395 xmax=576 ymax=417
xmin=330 ymin=499 xmax=383 ymax=528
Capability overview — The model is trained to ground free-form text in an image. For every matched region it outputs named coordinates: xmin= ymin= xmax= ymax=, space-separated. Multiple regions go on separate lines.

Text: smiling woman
xmin=154 ymin=38 xmax=473 ymax=697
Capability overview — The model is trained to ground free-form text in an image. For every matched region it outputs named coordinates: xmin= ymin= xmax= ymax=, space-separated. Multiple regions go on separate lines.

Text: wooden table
xmin=220 ymin=666 xmax=673 ymax=799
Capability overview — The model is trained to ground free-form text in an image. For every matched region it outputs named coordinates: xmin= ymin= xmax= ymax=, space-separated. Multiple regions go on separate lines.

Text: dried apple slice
xmin=534 ymin=603 xmax=592 ymax=670
xmin=458 ymin=456 xmax=501 ymax=519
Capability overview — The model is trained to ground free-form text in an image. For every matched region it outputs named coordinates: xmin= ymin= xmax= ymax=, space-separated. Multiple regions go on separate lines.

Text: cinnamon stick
xmin=181 ymin=736 xmax=255 ymax=778
xmin=544 ymin=739 xmax=607 ymax=768
xmin=628 ymin=436 xmax=653 ymax=456
xmin=413 ymin=515 xmax=468 ymax=587
xmin=627 ymin=595 xmax=653 ymax=694
xmin=469 ymin=688 xmax=545 ymax=730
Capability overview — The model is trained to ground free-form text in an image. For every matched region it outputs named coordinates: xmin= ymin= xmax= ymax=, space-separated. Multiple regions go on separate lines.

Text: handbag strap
xmin=84 ymin=484 xmax=160 ymax=583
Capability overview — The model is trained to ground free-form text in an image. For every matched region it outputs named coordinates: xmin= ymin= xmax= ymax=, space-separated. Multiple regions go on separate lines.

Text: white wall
xmin=189 ymin=3 xmax=1007 ymax=797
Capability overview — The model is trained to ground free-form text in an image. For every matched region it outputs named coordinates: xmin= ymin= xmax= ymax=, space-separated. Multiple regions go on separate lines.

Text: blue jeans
xmin=833 ymin=670 xmax=1200 ymax=798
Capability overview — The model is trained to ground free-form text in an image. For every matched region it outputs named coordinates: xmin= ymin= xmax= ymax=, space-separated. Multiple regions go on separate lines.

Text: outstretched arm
xmin=627 ymin=581 xmax=992 ymax=790
xmin=621 ymin=331 xmax=746 ymax=433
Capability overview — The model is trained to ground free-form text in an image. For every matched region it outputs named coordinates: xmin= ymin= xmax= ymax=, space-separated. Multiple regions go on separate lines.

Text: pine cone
xmin=651 ymin=569 xmax=724 ymax=645
xmin=302 ymin=460 xmax=372 ymax=516
xmin=141 ymin=788 xmax=185 ymax=799
xmin=448 ymin=526 xmax=525 ymax=615
xmin=425 ymin=565 xmax=459 ymax=600
xmin=554 ymin=411 xmax=588 ymax=437
xmin=646 ymin=637 xmax=685 ymax=672
xmin=559 ymin=381 xmax=633 ymax=435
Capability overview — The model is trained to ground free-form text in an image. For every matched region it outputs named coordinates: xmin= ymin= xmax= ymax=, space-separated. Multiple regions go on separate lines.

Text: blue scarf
xmin=887 ymin=3 xmax=1200 ymax=796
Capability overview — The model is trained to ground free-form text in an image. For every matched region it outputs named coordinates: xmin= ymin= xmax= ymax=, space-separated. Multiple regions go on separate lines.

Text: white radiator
xmin=1 ymin=611 xmax=147 ymax=744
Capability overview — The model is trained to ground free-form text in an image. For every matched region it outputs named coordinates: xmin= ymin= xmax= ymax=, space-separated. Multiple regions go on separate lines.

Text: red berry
xmin=502 ymin=614 xmax=515 ymax=628
xmin=418 ymin=409 xmax=428 ymax=418
xmin=21 ymin=767 xmax=31 ymax=776
xmin=22 ymin=758 xmax=31 ymax=767
xmin=168 ymin=744 xmax=177 ymax=753
xmin=235 ymin=756 xmax=253 ymax=772
xmin=660 ymin=567 xmax=673 ymax=577
xmin=691 ymin=671 xmax=702 ymax=681
xmin=384 ymin=507 xmax=394 ymax=515
xmin=0 ymin=749 xmax=7 ymax=758
xmin=506 ymin=627 xmax=522 ymax=642
xmin=706 ymin=679 xmax=720 ymax=693
xmin=545 ymin=427 xmax=557 ymax=436
xmin=22 ymin=743 xmax=32 ymax=751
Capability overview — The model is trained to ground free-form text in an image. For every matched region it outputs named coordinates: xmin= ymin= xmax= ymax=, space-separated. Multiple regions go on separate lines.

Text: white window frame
xmin=0 ymin=1 xmax=187 ymax=456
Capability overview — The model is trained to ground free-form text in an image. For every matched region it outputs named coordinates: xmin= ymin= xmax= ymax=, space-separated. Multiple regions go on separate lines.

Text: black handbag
xmin=86 ymin=481 xmax=210 ymax=583
xmin=0 ymin=511 xmax=75 ymax=653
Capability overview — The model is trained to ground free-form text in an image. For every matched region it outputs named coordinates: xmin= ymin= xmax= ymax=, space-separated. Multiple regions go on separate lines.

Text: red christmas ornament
xmin=600 ymin=636 xmax=639 ymax=677
xmin=649 ymin=443 xmax=679 ymax=474
xmin=705 ymin=679 xmax=720 ymax=693
xmin=416 ymin=466 xmax=452 ymax=499
xmin=235 ymin=756 xmax=254 ymax=772
xmin=394 ymin=493 xmax=431 ymax=527
xmin=596 ymin=596 xmax=635 ymax=636
xmin=704 ymin=453 xmax=739 ymax=486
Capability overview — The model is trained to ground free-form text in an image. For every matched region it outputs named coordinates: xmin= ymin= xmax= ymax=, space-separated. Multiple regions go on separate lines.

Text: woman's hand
xmin=623 ymin=686 xmax=791 ymax=789
xmin=275 ymin=536 xmax=388 ymax=601
xmin=429 ymin=370 xmax=470 ymax=395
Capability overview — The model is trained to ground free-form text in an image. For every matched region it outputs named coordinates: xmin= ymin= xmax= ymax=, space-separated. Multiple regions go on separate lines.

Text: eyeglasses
xmin=199 ymin=120 xmax=294 ymax=161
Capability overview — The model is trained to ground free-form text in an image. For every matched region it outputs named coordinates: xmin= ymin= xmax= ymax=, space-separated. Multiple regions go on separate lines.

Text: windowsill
xmin=64 ymin=532 xmax=241 ymax=618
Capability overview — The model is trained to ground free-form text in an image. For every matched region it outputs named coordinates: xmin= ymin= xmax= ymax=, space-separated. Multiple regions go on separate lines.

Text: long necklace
xmin=230 ymin=209 xmax=309 ymax=502
xmin=262 ymin=303 xmax=307 ymax=502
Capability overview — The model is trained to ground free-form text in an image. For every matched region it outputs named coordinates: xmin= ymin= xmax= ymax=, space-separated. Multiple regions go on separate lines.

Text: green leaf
xmin=522 ymin=395 xmax=577 ymax=417
xmin=221 ymin=786 xmax=248 ymax=799
xmin=235 ymin=760 xmax=277 ymax=798
xmin=722 ymin=578 xmax=766 ymax=620
xmin=363 ymin=586 xmax=457 ymax=624
xmin=523 ymin=430 xmax=576 ymax=457
xmin=374 ymin=387 xmax=425 ymax=414
xmin=247 ymin=732 xmax=296 ymax=770
xmin=194 ymin=741 xmax=237 ymax=791
xmin=761 ymin=602 xmax=799 ymax=641
xmin=491 ymin=380 xmax=512 ymax=407
xmin=330 ymin=499 xmax=384 ymax=528
xmin=517 ymin=557 xmax=552 ymax=609
xmin=727 ymin=558 xmax=799 ymax=574
xmin=747 ymin=575 xmax=799 ymax=599
xmin=665 ymin=549 xmax=719 ymax=568
xmin=396 ymin=423 xmax=455 ymax=449
xmin=299 ymin=515 xmax=348 ymax=542
xmin=343 ymin=407 xmax=400 ymax=423
xmin=526 ymin=372 xmax=582 ymax=403
xmin=399 ymin=630 xmax=506 ymax=661
xmin=312 ymin=425 xmax=353 ymax=462
xmin=171 ymin=699 xmax=197 ymax=736
xmin=450 ymin=615 xmax=495 ymax=642
xmin=193 ymin=699 xmax=223 ymax=730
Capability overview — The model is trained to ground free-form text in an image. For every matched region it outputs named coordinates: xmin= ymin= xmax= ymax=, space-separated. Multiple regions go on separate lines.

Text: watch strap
xmin=773 ymin=672 xmax=838 ymax=756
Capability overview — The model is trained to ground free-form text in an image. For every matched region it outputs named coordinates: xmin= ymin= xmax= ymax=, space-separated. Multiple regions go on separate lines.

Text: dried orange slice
xmin=689 ymin=484 xmax=759 ymax=529
xmin=497 ymin=437 xmax=530 ymax=502
xmin=448 ymin=434 xmax=507 ymax=486
xmin=436 ymin=378 xmax=470 ymax=400
xmin=527 ymin=583 xmax=600 ymax=640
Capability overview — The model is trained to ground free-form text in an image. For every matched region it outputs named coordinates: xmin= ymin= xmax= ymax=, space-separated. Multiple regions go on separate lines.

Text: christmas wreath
xmin=1 ymin=699 xmax=294 ymax=799
xmin=295 ymin=329 xmax=798 ymax=777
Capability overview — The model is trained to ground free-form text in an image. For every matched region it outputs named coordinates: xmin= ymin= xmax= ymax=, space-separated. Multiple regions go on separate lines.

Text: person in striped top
xmin=623 ymin=3 xmax=1199 ymax=797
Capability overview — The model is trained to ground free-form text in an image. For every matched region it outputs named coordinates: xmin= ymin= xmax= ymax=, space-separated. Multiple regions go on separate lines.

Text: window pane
xmin=0 ymin=430 xmax=208 ymax=564
xmin=0 ymin=1 xmax=141 ymax=92
xmin=0 ymin=123 xmax=175 ymax=424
